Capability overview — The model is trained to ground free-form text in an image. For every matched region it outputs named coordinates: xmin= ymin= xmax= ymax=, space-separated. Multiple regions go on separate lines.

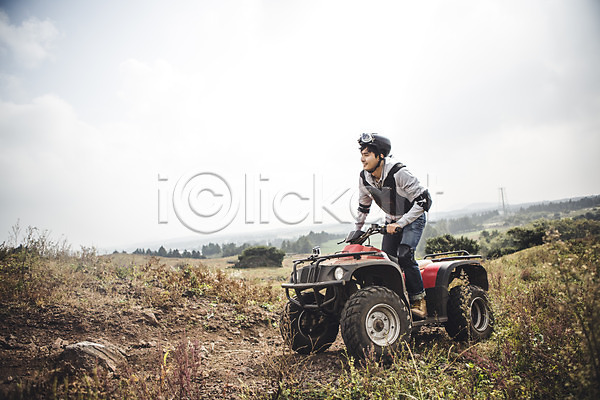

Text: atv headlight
xmin=334 ymin=267 xmax=344 ymax=280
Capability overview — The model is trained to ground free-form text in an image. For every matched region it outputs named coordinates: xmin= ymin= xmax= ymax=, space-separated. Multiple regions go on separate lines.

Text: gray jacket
xmin=355 ymin=157 xmax=430 ymax=230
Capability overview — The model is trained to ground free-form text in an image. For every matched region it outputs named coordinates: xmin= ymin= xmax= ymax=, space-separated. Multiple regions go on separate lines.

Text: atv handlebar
xmin=340 ymin=223 xmax=401 ymax=245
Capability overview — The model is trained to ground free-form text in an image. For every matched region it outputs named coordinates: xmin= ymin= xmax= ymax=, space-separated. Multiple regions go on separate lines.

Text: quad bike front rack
xmin=282 ymin=250 xmax=379 ymax=312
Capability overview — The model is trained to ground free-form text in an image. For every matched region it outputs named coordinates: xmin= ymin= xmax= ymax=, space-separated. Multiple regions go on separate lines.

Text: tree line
xmin=519 ymin=195 xmax=600 ymax=214
xmin=280 ymin=231 xmax=342 ymax=254
xmin=121 ymin=196 xmax=599 ymax=258
xmin=130 ymin=247 xmax=205 ymax=259
xmin=428 ymin=195 xmax=600 ymax=237
xmin=425 ymin=209 xmax=600 ymax=258
xmin=127 ymin=242 xmax=255 ymax=259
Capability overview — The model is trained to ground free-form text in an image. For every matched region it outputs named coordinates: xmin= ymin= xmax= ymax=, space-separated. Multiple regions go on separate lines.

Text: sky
xmin=1 ymin=0 xmax=599 ymax=251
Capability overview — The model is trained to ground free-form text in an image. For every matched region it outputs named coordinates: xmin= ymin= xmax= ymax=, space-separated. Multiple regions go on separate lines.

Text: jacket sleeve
xmin=394 ymin=168 xmax=427 ymax=228
xmin=355 ymin=175 xmax=372 ymax=231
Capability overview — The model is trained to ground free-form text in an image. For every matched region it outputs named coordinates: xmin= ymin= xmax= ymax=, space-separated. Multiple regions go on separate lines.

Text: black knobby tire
xmin=445 ymin=285 xmax=494 ymax=341
xmin=280 ymin=292 xmax=339 ymax=354
xmin=340 ymin=286 xmax=411 ymax=360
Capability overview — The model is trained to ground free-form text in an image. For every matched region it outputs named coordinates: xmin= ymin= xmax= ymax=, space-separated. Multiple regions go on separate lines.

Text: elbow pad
xmin=415 ymin=190 xmax=432 ymax=212
xmin=358 ymin=203 xmax=371 ymax=214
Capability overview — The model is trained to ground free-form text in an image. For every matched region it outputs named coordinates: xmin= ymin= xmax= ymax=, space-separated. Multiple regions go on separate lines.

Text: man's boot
xmin=411 ymin=298 xmax=427 ymax=320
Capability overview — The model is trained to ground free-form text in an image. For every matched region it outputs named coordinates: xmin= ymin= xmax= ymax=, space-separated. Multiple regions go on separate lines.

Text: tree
xmin=506 ymin=221 xmax=547 ymax=251
xmin=202 ymin=243 xmax=221 ymax=257
xmin=296 ymin=236 xmax=313 ymax=253
xmin=191 ymin=250 xmax=203 ymax=259
xmin=235 ymin=246 xmax=285 ymax=268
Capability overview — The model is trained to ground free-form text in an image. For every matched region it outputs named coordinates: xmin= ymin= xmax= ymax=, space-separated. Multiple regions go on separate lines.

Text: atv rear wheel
xmin=445 ymin=285 xmax=493 ymax=341
xmin=340 ymin=286 xmax=411 ymax=360
xmin=280 ymin=292 xmax=339 ymax=354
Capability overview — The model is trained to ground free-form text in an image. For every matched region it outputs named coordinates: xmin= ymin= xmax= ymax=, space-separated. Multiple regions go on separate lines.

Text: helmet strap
xmin=367 ymin=155 xmax=384 ymax=173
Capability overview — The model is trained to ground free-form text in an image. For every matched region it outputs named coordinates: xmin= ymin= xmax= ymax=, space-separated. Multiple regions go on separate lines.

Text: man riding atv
xmin=280 ymin=135 xmax=491 ymax=358
xmin=351 ymin=133 xmax=432 ymax=319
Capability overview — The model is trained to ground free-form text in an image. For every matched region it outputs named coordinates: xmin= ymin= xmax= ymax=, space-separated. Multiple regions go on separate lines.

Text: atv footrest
xmin=411 ymin=316 xmax=448 ymax=329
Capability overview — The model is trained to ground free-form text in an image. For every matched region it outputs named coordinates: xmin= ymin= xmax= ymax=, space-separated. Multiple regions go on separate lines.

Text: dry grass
xmin=1 ymin=221 xmax=599 ymax=399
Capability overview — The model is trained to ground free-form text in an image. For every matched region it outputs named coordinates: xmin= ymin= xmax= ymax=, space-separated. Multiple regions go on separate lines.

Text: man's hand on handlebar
xmin=385 ymin=223 xmax=402 ymax=235
xmin=340 ymin=224 xmax=402 ymax=245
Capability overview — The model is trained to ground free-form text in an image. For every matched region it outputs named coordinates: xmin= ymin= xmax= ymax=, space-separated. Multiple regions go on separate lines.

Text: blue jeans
xmin=382 ymin=214 xmax=426 ymax=301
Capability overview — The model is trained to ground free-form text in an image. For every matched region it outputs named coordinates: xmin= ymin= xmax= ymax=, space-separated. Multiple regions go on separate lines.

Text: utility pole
xmin=499 ymin=187 xmax=508 ymax=216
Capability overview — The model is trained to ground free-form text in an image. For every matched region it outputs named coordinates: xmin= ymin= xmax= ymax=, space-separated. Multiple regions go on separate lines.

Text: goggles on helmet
xmin=358 ymin=133 xmax=375 ymax=144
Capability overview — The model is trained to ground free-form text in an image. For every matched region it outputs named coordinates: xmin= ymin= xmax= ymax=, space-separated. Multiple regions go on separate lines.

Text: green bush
xmin=235 ymin=246 xmax=285 ymax=268
xmin=506 ymin=221 xmax=548 ymax=250
xmin=425 ymin=234 xmax=480 ymax=255
xmin=480 ymin=218 xmax=600 ymax=258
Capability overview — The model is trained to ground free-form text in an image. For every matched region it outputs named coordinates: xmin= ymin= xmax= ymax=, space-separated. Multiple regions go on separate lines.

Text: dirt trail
xmin=0 ymin=294 xmax=350 ymax=398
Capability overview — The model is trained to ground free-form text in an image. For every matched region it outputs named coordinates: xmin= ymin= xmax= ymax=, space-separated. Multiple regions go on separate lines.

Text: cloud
xmin=0 ymin=95 xmax=100 ymax=206
xmin=0 ymin=94 xmax=154 ymax=247
xmin=0 ymin=10 xmax=59 ymax=69
xmin=1 ymin=1 xmax=599 ymax=248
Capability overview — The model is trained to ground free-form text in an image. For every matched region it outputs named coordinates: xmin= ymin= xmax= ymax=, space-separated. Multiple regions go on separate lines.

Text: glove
xmin=385 ymin=224 xmax=403 ymax=235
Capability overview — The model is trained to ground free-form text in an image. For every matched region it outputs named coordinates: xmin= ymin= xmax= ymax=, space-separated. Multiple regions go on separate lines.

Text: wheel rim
xmin=298 ymin=310 xmax=326 ymax=337
xmin=470 ymin=296 xmax=490 ymax=333
xmin=365 ymin=303 xmax=401 ymax=347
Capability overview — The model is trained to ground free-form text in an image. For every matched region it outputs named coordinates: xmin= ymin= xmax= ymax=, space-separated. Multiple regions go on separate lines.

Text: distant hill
xmin=107 ymin=195 xmax=600 ymax=255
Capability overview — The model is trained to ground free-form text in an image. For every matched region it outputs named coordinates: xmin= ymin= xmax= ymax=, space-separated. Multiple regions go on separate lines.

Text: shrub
xmin=506 ymin=221 xmax=548 ymax=250
xmin=425 ymin=234 xmax=480 ymax=255
xmin=481 ymin=218 xmax=600 ymax=259
xmin=235 ymin=246 xmax=285 ymax=268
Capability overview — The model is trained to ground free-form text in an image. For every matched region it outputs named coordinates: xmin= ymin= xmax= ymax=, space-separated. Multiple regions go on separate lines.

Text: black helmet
xmin=358 ymin=133 xmax=391 ymax=157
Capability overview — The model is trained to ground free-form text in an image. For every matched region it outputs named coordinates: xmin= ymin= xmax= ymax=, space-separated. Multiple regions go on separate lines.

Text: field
xmin=1 ymin=220 xmax=599 ymax=399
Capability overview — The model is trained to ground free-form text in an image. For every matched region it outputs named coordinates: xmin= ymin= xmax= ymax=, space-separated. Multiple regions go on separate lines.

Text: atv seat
xmin=385 ymin=255 xmax=433 ymax=270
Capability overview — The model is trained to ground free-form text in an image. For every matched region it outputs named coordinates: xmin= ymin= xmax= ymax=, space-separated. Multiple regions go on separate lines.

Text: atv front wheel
xmin=340 ymin=286 xmax=411 ymax=360
xmin=445 ymin=285 xmax=493 ymax=341
xmin=280 ymin=292 xmax=339 ymax=354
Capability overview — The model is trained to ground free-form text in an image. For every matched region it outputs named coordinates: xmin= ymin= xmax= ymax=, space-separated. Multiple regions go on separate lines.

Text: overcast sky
xmin=1 ymin=0 xmax=599 ymax=250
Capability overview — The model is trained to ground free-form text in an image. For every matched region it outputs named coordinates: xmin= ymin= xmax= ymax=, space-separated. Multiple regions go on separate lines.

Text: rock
xmin=135 ymin=340 xmax=158 ymax=348
xmin=1 ymin=335 xmax=24 ymax=350
xmin=53 ymin=338 xmax=68 ymax=350
xmin=60 ymin=340 xmax=127 ymax=373
xmin=27 ymin=342 xmax=37 ymax=353
xmin=141 ymin=309 xmax=159 ymax=326
xmin=238 ymin=367 xmax=254 ymax=376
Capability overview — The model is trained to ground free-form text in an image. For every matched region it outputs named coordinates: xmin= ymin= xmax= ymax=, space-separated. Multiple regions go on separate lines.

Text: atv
xmin=280 ymin=223 xmax=493 ymax=360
